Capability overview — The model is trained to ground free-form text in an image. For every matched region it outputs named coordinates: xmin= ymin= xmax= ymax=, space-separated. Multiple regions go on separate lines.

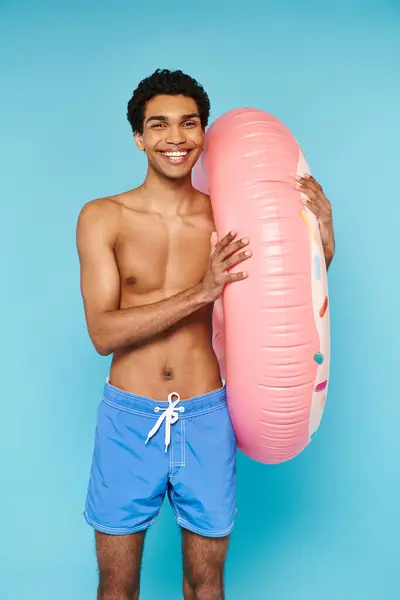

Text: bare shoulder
xmin=77 ymin=196 xmax=121 ymax=228
xmin=195 ymin=189 xmax=211 ymax=204
xmin=77 ymin=189 xmax=140 ymax=233
xmin=76 ymin=196 xmax=124 ymax=256
xmin=192 ymin=189 xmax=214 ymax=225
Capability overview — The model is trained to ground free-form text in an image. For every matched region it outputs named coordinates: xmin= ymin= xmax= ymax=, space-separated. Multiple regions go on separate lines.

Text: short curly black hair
xmin=127 ymin=69 xmax=210 ymax=134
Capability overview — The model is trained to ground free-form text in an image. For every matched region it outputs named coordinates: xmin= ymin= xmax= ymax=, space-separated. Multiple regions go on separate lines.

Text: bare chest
xmin=115 ymin=213 xmax=214 ymax=300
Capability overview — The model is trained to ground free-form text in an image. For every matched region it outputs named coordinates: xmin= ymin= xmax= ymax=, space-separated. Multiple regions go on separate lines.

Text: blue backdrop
xmin=1 ymin=1 xmax=399 ymax=598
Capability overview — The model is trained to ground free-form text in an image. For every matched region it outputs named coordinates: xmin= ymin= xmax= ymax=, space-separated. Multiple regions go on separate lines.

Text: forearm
xmin=91 ymin=283 xmax=210 ymax=355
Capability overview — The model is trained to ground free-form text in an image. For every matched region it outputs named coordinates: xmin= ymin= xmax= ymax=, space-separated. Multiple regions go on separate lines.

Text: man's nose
xmin=166 ymin=126 xmax=186 ymax=146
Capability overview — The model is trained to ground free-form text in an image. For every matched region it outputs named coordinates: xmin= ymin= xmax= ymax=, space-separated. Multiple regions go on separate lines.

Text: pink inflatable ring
xmin=194 ymin=108 xmax=330 ymax=464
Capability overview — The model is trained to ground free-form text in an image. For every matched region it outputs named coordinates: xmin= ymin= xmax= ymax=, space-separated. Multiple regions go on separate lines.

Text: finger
xmin=302 ymin=189 xmax=332 ymax=215
xmin=299 ymin=186 xmax=320 ymax=203
xmin=295 ymin=173 xmax=322 ymax=189
xmin=214 ymin=230 xmax=237 ymax=255
xmin=225 ymin=270 xmax=248 ymax=282
xmin=296 ymin=179 xmax=320 ymax=198
xmin=303 ymin=199 xmax=319 ymax=216
xmin=223 ymin=249 xmax=252 ymax=270
xmin=308 ymin=175 xmax=323 ymax=191
xmin=294 ymin=173 xmax=312 ymax=182
xmin=296 ymin=176 xmax=332 ymax=216
xmin=296 ymin=177 xmax=328 ymax=206
xmin=219 ymin=237 xmax=250 ymax=262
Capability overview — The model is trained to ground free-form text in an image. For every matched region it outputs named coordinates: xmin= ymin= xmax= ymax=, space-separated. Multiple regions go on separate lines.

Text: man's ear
xmin=134 ymin=131 xmax=145 ymax=151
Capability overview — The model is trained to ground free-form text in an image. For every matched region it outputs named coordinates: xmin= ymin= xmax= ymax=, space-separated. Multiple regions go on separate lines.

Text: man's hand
xmin=201 ymin=230 xmax=252 ymax=303
xmin=295 ymin=174 xmax=335 ymax=268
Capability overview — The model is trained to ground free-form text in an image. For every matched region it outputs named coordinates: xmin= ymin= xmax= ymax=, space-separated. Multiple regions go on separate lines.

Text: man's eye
xmin=183 ymin=121 xmax=196 ymax=128
xmin=152 ymin=123 xmax=165 ymax=129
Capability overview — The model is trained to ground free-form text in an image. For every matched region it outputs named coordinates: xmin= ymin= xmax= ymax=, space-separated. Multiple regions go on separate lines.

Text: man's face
xmin=135 ymin=94 xmax=205 ymax=181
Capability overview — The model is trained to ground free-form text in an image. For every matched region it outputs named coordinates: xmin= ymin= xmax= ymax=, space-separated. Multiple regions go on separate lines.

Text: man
xmin=77 ymin=69 xmax=335 ymax=600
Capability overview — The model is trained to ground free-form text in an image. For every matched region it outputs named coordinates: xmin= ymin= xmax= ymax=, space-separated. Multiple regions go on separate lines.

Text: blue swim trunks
xmin=84 ymin=379 xmax=237 ymax=538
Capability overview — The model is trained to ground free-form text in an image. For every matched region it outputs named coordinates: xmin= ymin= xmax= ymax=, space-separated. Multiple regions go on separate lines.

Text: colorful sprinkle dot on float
xmin=300 ymin=209 xmax=319 ymax=244
xmin=314 ymin=255 xmax=321 ymax=280
xmin=314 ymin=351 xmax=324 ymax=365
xmin=315 ymin=380 xmax=328 ymax=393
xmin=319 ymin=296 xmax=328 ymax=318
xmin=321 ymin=395 xmax=326 ymax=407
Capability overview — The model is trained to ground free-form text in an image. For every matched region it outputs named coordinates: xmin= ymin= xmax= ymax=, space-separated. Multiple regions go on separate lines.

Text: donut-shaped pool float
xmin=193 ymin=108 xmax=330 ymax=464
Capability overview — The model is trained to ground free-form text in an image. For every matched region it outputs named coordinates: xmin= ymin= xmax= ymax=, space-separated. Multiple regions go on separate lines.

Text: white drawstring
xmin=145 ymin=393 xmax=185 ymax=452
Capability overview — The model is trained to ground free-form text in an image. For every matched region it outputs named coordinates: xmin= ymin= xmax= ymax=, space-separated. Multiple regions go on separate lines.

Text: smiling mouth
xmin=158 ymin=150 xmax=192 ymax=165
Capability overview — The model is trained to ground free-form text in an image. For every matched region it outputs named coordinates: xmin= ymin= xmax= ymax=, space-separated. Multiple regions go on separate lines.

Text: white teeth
xmin=162 ymin=151 xmax=188 ymax=157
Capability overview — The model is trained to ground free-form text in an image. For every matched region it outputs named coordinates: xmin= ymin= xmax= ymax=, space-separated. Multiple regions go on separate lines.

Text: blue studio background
xmin=1 ymin=1 xmax=399 ymax=598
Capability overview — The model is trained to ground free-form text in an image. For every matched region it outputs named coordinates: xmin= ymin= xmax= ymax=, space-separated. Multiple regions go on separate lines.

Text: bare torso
xmin=107 ymin=188 xmax=222 ymax=401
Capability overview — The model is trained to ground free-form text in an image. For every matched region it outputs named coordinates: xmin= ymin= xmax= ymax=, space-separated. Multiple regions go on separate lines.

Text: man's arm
xmin=76 ymin=201 xmax=210 ymax=356
xmin=76 ymin=203 xmax=250 ymax=356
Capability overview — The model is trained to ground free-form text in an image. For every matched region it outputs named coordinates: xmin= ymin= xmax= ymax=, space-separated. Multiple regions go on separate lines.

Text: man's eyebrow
xmin=146 ymin=115 xmax=168 ymax=123
xmin=145 ymin=113 xmax=200 ymax=124
xmin=182 ymin=113 xmax=200 ymax=120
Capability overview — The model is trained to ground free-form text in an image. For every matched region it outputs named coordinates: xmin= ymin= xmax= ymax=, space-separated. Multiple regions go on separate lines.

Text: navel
xmin=163 ymin=367 xmax=174 ymax=381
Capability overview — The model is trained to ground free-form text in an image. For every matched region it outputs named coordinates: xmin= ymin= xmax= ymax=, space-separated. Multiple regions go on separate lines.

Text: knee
xmin=195 ymin=587 xmax=221 ymax=600
xmin=183 ymin=578 xmax=222 ymax=600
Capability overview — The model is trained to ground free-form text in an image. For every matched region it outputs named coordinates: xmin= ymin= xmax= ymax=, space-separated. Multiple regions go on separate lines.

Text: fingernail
xmin=242 ymin=271 xmax=248 ymax=277
xmin=294 ymin=175 xmax=302 ymax=181
xmin=304 ymin=173 xmax=311 ymax=179
xmin=241 ymin=237 xmax=249 ymax=244
xmin=245 ymin=250 xmax=252 ymax=256
xmin=231 ymin=230 xmax=237 ymax=236
xmin=295 ymin=183 xmax=302 ymax=189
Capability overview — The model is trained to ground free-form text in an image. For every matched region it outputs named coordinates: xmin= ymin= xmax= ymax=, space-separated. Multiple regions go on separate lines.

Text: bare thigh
xmin=182 ymin=529 xmax=230 ymax=600
xmin=96 ymin=531 xmax=146 ymax=600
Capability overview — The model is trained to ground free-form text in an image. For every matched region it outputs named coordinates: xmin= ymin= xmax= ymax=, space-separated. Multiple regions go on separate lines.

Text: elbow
xmin=86 ymin=314 xmax=116 ymax=356
xmin=91 ymin=332 xmax=113 ymax=357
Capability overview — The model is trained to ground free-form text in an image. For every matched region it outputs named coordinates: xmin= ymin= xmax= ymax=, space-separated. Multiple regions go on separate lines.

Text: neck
xmin=140 ymin=165 xmax=195 ymax=215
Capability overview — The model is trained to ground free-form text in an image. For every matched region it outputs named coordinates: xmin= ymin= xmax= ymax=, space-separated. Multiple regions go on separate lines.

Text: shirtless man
xmin=77 ymin=69 xmax=335 ymax=600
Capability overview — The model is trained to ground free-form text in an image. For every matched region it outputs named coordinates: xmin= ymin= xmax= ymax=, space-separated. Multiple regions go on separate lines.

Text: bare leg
xmin=182 ymin=529 xmax=230 ymax=600
xmin=95 ymin=530 xmax=146 ymax=600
